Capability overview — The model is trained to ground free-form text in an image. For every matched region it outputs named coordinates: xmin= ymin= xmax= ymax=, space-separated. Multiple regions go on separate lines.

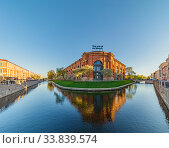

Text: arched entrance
xmin=93 ymin=61 xmax=103 ymax=80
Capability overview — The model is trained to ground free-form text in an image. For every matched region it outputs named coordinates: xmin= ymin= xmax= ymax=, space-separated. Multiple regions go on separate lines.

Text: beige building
xmin=159 ymin=62 xmax=166 ymax=80
xmin=0 ymin=59 xmax=36 ymax=80
xmin=154 ymin=70 xmax=160 ymax=80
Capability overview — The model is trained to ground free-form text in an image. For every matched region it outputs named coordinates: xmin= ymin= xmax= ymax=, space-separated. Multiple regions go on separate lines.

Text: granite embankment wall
xmin=154 ymin=81 xmax=169 ymax=110
xmin=0 ymin=81 xmax=38 ymax=99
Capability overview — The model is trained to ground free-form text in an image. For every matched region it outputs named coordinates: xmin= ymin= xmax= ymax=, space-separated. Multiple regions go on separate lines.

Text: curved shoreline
xmin=52 ymin=81 xmax=135 ymax=92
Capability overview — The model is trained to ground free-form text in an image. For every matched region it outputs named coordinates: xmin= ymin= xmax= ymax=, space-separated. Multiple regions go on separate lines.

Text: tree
xmin=101 ymin=69 xmax=113 ymax=79
xmin=117 ymin=73 xmax=123 ymax=80
xmin=72 ymin=65 xmax=93 ymax=79
xmin=56 ymin=67 xmax=67 ymax=80
xmin=47 ymin=70 xmax=56 ymax=80
xmin=30 ymin=74 xmax=35 ymax=79
xmin=81 ymin=65 xmax=93 ymax=77
xmin=125 ymin=67 xmax=136 ymax=76
xmin=72 ymin=68 xmax=81 ymax=78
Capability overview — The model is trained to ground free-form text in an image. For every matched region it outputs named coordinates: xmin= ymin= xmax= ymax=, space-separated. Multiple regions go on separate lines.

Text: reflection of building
xmin=60 ymin=89 xmax=126 ymax=123
xmin=0 ymin=59 xmax=36 ymax=79
xmin=65 ymin=50 xmax=125 ymax=80
xmin=154 ymin=81 xmax=169 ymax=123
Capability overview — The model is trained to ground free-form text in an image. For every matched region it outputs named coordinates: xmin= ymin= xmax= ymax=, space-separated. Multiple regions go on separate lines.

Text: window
xmin=94 ymin=61 xmax=102 ymax=65
xmin=0 ymin=69 xmax=2 ymax=73
xmin=93 ymin=61 xmax=103 ymax=80
xmin=0 ymin=62 xmax=2 ymax=66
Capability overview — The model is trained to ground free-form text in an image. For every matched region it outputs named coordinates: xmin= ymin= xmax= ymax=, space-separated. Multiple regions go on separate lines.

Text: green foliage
xmin=125 ymin=67 xmax=136 ymax=76
xmin=72 ymin=68 xmax=82 ymax=78
xmin=31 ymin=74 xmax=41 ymax=80
xmin=126 ymin=74 xmax=148 ymax=80
xmin=56 ymin=67 xmax=66 ymax=80
xmin=47 ymin=70 xmax=56 ymax=80
xmin=72 ymin=65 xmax=93 ymax=78
xmin=117 ymin=73 xmax=123 ymax=80
xmin=30 ymin=74 xmax=35 ymax=79
xmin=81 ymin=65 xmax=93 ymax=76
xmin=101 ymin=69 xmax=113 ymax=78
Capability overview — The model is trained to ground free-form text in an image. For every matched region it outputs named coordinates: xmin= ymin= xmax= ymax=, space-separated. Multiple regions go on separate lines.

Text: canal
xmin=0 ymin=82 xmax=169 ymax=133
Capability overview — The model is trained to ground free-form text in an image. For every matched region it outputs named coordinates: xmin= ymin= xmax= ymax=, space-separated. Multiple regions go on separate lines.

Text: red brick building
xmin=65 ymin=51 xmax=125 ymax=80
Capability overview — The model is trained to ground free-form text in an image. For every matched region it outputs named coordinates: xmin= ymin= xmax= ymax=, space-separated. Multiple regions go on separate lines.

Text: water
xmin=0 ymin=82 xmax=169 ymax=133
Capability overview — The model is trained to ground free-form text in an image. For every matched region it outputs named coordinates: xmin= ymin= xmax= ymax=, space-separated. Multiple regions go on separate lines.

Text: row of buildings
xmin=0 ymin=59 xmax=37 ymax=80
xmin=152 ymin=55 xmax=169 ymax=81
xmin=65 ymin=49 xmax=125 ymax=80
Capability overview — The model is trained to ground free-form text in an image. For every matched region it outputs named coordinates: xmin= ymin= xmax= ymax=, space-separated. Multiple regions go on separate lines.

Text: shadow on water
xmin=51 ymin=82 xmax=137 ymax=124
xmin=0 ymin=84 xmax=38 ymax=113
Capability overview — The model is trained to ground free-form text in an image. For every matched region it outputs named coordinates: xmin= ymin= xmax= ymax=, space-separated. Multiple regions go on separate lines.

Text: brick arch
xmin=92 ymin=59 xmax=104 ymax=67
xmin=93 ymin=60 xmax=103 ymax=65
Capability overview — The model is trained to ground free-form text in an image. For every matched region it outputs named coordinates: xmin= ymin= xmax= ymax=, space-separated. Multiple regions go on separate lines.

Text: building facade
xmin=154 ymin=70 xmax=160 ymax=80
xmin=166 ymin=55 xmax=169 ymax=81
xmin=0 ymin=59 xmax=36 ymax=80
xmin=159 ymin=62 xmax=166 ymax=81
xmin=162 ymin=62 xmax=167 ymax=81
xmin=65 ymin=51 xmax=125 ymax=80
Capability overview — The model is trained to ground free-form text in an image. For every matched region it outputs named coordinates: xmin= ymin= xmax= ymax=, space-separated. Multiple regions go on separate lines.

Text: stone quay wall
xmin=0 ymin=80 xmax=39 ymax=99
xmin=154 ymin=80 xmax=169 ymax=109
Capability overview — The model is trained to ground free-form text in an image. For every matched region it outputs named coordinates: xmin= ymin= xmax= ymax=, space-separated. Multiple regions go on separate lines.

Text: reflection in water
xmin=126 ymin=84 xmax=137 ymax=99
xmin=154 ymin=86 xmax=169 ymax=124
xmin=56 ymin=88 xmax=126 ymax=123
xmin=48 ymin=82 xmax=65 ymax=104
xmin=47 ymin=82 xmax=54 ymax=91
xmin=54 ymin=92 xmax=65 ymax=104
xmin=0 ymin=84 xmax=38 ymax=113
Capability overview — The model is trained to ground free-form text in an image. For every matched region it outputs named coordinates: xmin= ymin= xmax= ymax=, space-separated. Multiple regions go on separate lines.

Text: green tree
xmin=47 ymin=70 xmax=56 ymax=80
xmin=30 ymin=74 xmax=35 ymax=79
xmin=101 ymin=69 xmax=113 ymax=79
xmin=117 ymin=73 xmax=123 ymax=80
xmin=125 ymin=67 xmax=136 ymax=79
xmin=125 ymin=67 xmax=136 ymax=76
xmin=56 ymin=67 xmax=67 ymax=80
xmin=72 ymin=68 xmax=81 ymax=78
xmin=72 ymin=65 xmax=93 ymax=79
xmin=81 ymin=65 xmax=93 ymax=77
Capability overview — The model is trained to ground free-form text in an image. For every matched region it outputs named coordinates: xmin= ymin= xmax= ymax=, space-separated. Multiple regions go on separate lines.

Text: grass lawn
xmin=53 ymin=80 xmax=133 ymax=88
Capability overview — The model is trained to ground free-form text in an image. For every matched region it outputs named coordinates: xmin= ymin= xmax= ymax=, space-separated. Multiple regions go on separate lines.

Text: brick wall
xmin=65 ymin=51 xmax=125 ymax=80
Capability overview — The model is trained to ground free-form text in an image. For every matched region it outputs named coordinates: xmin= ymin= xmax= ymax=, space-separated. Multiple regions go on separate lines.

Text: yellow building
xmin=0 ymin=59 xmax=36 ymax=80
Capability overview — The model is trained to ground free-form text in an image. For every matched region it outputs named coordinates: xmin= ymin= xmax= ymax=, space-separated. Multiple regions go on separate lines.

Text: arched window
xmin=93 ymin=61 xmax=103 ymax=80
xmin=94 ymin=61 xmax=103 ymax=72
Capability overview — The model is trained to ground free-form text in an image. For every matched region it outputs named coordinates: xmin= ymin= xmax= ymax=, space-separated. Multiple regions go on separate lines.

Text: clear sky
xmin=0 ymin=0 xmax=169 ymax=77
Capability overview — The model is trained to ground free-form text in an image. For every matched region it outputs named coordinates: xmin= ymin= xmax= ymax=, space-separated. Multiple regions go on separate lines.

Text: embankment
xmin=0 ymin=80 xmax=38 ymax=99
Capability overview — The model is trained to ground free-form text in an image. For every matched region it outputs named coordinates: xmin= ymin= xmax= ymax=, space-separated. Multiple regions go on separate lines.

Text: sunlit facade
xmin=65 ymin=51 xmax=125 ymax=80
xmin=0 ymin=59 xmax=36 ymax=79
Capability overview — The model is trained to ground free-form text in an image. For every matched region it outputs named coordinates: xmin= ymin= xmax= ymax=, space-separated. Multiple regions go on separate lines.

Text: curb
xmin=52 ymin=81 xmax=135 ymax=92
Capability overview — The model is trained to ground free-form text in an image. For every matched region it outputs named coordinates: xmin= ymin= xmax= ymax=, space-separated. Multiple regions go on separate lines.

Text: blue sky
xmin=0 ymin=0 xmax=169 ymax=76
